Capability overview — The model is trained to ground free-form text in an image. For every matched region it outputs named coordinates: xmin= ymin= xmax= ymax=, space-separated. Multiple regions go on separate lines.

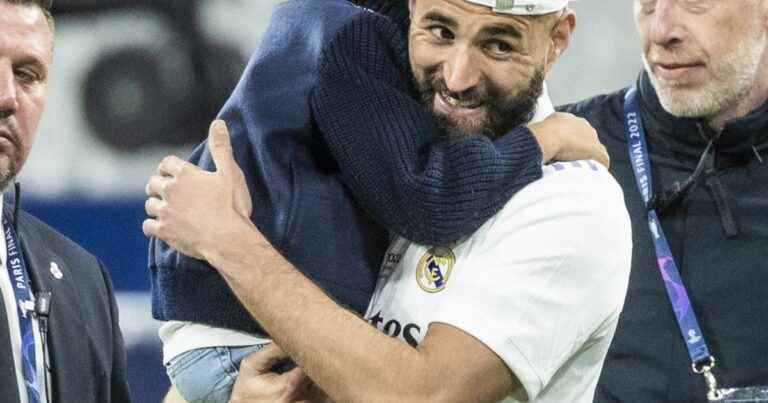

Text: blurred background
xmin=21 ymin=1 xmax=640 ymax=402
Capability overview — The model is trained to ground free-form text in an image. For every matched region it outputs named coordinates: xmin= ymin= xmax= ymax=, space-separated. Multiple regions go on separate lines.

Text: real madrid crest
xmin=416 ymin=246 xmax=455 ymax=293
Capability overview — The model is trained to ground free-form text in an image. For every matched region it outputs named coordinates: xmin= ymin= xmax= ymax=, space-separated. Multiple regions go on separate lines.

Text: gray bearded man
xmin=561 ymin=0 xmax=768 ymax=402
xmin=147 ymin=0 xmax=633 ymax=402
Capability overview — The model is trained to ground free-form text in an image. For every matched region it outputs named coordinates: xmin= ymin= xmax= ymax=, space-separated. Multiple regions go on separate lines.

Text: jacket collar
xmin=637 ymin=71 xmax=768 ymax=163
xmin=2 ymin=196 xmax=58 ymax=297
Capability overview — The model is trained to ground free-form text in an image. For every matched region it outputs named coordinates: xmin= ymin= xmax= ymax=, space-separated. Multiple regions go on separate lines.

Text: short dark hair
xmin=4 ymin=0 xmax=54 ymax=30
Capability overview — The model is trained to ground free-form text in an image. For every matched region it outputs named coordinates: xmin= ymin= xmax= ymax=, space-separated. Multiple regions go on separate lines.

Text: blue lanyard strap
xmin=3 ymin=213 xmax=41 ymax=403
xmin=623 ymin=87 xmax=713 ymax=369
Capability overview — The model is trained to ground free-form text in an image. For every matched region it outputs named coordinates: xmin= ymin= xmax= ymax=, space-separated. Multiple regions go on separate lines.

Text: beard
xmin=644 ymin=33 xmax=765 ymax=120
xmin=415 ymin=66 xmax=545 ymax=140
xmin=0 ymin=125 xmax=23 ymax=192
xmin=0 ymin=159 xmax=19 ymax=192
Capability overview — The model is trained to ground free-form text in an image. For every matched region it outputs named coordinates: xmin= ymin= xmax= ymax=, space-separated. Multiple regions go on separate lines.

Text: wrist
xmin=528 ymin=123 xmax=560 ymax=163
xmin=203 ymin=217 xmax=268 ymax=273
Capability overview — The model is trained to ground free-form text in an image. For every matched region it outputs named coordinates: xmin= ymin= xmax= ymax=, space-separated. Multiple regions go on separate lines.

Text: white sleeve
xmin=428 ymin=164 xmax=633 ymax=401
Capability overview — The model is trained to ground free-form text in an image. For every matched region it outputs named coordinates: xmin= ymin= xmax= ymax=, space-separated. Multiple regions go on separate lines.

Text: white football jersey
xmin=365 ymin=161 xmax=633 ymax=403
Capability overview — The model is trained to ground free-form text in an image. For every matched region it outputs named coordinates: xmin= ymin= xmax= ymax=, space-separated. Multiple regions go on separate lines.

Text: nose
xmin=646 ymin=0 xmax=685 ymax=48
xmin=442 ymin=47 xmax=482 ymax=94
xmin=0 ymin=63 xmax=18 ymax=119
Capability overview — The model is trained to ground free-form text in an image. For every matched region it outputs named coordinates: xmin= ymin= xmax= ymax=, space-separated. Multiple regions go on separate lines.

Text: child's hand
xmin=528 ymin=112 xmax=610 ymax=168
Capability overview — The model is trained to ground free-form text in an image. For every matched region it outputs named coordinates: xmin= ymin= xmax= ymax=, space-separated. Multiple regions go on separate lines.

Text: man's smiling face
xmin=407 ymin=0 xmax=573 ymax=139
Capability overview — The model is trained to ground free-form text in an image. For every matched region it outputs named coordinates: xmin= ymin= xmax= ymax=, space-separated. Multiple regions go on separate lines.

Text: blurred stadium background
xmin=21 ymin=1 xmax=639 ymax=402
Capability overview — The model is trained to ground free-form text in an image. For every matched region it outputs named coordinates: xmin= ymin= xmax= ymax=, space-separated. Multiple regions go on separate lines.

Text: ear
xmin=409 ymin=0 xmax=417 ymax=14
xmin=545 ymin=9 xmax=576 ymax=73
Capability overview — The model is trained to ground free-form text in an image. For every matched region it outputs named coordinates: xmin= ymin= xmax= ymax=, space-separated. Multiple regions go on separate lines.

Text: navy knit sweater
xmin=149 ymin=0 xmax=544 ymax=333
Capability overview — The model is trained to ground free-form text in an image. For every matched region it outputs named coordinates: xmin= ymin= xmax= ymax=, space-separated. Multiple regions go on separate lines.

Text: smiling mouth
xmin=657 ymin=62 xmax=703 ymax=69
xmin=652 ymin=59 xmax=705 ymax=72
xmin=649 ymin=60 xmax=706 ymax=82
xmin=438 ymin=91 xmax=484 ymax=110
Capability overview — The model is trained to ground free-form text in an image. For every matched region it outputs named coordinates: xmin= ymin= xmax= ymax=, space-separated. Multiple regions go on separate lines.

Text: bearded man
xmin=0 ymin=1 xmax=130 ymax=402
xmin=146 ymin=1 xmax=633 ymax=402
xmin=560 ymin=0 xmax=768 ymax=401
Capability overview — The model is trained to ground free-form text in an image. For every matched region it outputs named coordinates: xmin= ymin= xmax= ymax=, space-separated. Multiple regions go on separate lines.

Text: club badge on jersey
xmin=415 ymin=247 xmax=455 ymax=293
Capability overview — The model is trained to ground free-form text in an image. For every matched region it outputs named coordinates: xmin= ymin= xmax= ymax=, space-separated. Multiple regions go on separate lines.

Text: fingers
xmin=230 ymin=366 xmax=309 ymax=403
xmin=142 ymin=218 xmax=160 ymax=237
xmin=208 ymin=120 xmax=235 ymax=175
xmin=145 ymin=197 xmax=165 ymax=218
xmin=157 ymin=155 xmax=189 ymax=177
xmin=283 ymin=366 xmax=310 ymax=391
xmin=145 ymin=175 xmax=172 ymax=198
xmin=230 ymin=345 xmax=309 ymax=403
xmin=541 ymin=113 xmax=610 ymax=168
xmin=240 ymin=343 xmax=289 ymax=375
xmin=146 ymin=156 xmax=202 ymax=199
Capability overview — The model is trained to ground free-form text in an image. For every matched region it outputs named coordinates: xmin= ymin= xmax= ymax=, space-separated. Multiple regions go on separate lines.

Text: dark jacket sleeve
xmin=98 ymin=261 xmax=132 ymax=403
xmin=310 ymin=13 xmax=544 ymax=245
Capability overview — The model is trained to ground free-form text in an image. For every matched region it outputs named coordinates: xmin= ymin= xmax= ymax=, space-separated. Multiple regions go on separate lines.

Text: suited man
xmin=0 ymin=1 xmax=131 ymax=402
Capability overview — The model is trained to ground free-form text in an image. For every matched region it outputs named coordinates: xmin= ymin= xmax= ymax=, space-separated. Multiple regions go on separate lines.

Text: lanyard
xmin=3 ymin=213 xmax=41 ymax=403
xmin=623 ymin=87 xmax=724 ymax=398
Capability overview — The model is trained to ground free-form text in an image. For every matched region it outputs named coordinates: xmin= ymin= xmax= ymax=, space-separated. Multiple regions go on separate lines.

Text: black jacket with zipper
xmin=561 ymin=71 xmax=768 ymax=403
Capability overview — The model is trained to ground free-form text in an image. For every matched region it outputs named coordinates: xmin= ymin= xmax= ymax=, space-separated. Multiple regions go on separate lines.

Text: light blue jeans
xmin=166 ymin=344 xmax=267 ymax=403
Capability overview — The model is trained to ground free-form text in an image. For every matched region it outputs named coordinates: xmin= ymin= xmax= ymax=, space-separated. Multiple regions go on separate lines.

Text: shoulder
xmin=15 ymin=208 xmax=106 ymax=281
xmin=468 ymin=160 xmax=632 ymax=290
xmin=319 ymin=2 xmax=409 ymax=69
xmin=271 ymin=0 xmax=369 ymax=26
xmin=17 ymin=210 xmax=93 ymax=256
xmin=457 ymin=161 xmax=633 ymax=324
xmin=312 ymin=3 xmax=412 ymax=98
xmin=250 ymin=0 xmax=378 ymax=62
xmin=286 ymin=0 xmax=405 ymax=48
xmin=493 ymin=160 xmax=628 ymax=223
xmin=13 ymin=208 xmax=121 ymax=329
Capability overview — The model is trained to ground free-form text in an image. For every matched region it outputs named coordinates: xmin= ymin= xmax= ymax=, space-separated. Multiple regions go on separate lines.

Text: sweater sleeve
xmin=310 ymin=13 xmax=544 ymax=245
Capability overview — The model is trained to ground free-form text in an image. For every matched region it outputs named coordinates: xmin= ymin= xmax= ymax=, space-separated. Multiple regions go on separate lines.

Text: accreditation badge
xmin=415 ymin=246 xmax=455 ymax=293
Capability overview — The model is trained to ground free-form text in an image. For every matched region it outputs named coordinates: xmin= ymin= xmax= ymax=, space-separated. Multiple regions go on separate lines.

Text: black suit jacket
xmin=0 ymin=208 xmax=131 ymax=403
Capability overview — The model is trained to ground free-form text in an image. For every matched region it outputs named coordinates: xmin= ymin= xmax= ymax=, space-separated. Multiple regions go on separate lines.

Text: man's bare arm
xmin=207 ymin=222 xmax=517 ymax=402
xmin=144 ymin=121 xmax=519 ymax=403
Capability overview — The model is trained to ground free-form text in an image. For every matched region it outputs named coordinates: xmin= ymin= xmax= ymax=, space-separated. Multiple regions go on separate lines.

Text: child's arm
xmin=310 ymin=13 xmax=592 ymax=245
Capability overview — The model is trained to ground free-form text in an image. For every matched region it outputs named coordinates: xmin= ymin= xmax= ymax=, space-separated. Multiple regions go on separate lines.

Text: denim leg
xmin=166 ymin=344 xmax=268 ymax=403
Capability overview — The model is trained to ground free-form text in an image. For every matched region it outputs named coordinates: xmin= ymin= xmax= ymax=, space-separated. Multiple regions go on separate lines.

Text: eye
xmin=15 ymin=69 xmax=39 ymax=85
xmin=485 ymin=40 xmax=514 ymax=57
xmin=680 ymin=0 xmax=711 ymax=14
xmin=428 ymin=25 xmax=455 ymax=41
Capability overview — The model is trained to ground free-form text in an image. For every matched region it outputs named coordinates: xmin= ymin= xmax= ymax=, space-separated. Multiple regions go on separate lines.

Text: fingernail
xmin=210 ymin=120 xmax=222 ymax=132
